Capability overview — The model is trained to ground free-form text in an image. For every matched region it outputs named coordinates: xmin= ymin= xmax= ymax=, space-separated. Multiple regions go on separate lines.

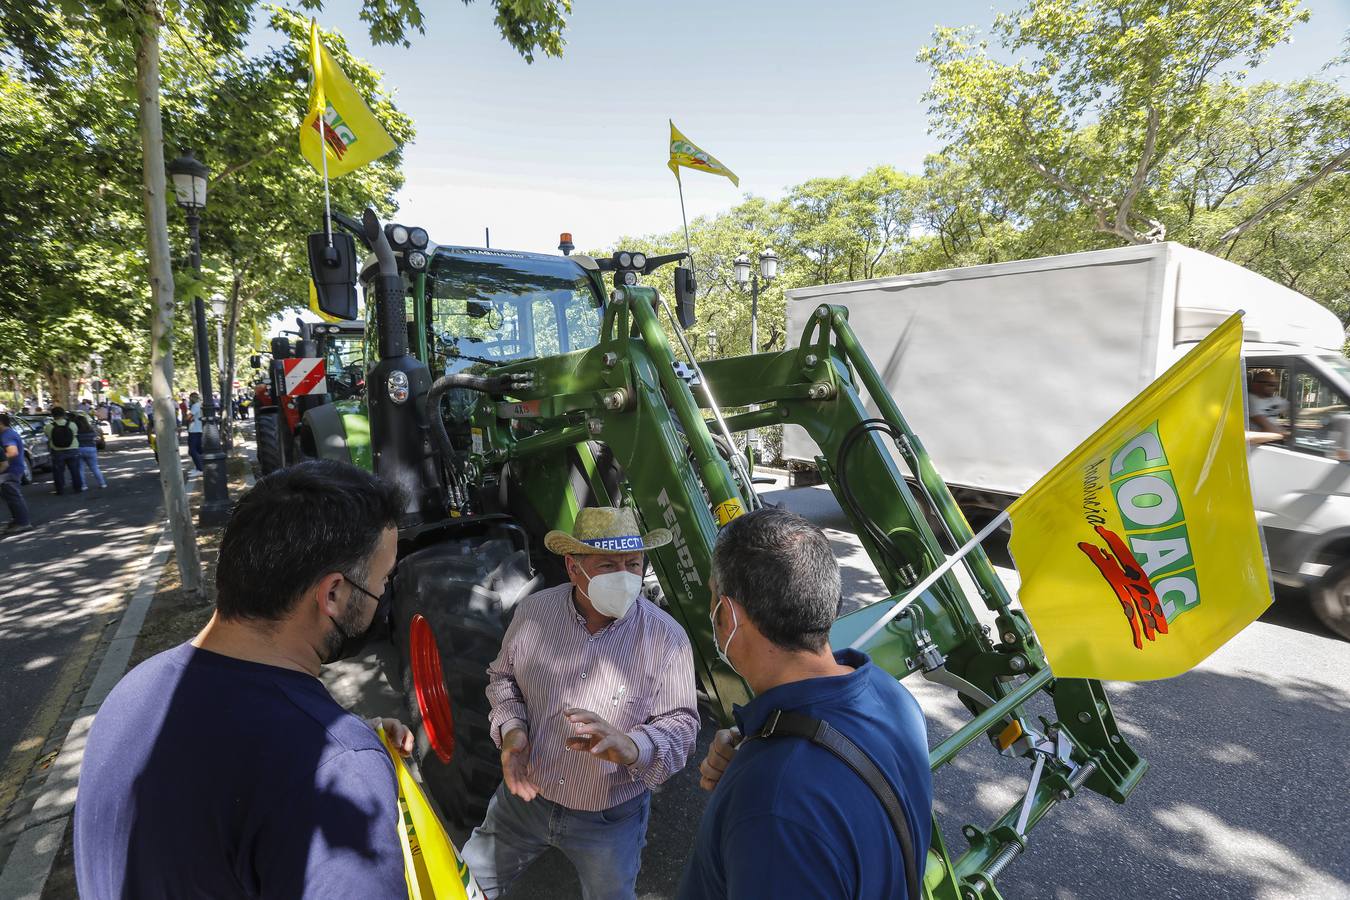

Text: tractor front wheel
xmin=255 ymin=410 xmax=285 ymax=475
xmin=1312 ymin=560 xmax=1350 ymax=641
xmin=391 ymin=535 xmax=538 ymax=828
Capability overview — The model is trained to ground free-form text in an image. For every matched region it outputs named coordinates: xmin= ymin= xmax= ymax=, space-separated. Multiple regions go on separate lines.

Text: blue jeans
xmin=51 ymin=449 xmax=84 ymax=494
xmin=187 ymin=432 xmax=203 ymax=471
xmin=78 ymin=446 xmax=106 ymax=487
xmin=461 ymin=784 xmax=650 ymax=900
xmin=1 ymin=473 xmax=30 ymax=525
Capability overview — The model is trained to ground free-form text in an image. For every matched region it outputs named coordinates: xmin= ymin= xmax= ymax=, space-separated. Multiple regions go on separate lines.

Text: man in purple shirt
xmin=462 ymin=506 xmax=699 ymax=899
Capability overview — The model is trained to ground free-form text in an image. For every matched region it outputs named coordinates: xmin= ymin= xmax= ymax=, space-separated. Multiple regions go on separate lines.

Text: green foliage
xmin=0 ymin=0 xmax=568 ymax=399
xmin=919 ymin=0 xmax=1325 ymax=245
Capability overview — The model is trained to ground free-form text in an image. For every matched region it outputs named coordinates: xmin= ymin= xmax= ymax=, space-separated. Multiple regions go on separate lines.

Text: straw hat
xmin=544 ymin=507 xmax=672 ymax=556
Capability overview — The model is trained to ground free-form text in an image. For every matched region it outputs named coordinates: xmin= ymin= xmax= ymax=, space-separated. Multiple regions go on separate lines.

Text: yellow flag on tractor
xmin=299 ymin=20 xmax=396 ymax=178
xmin=1007 ymin=313 xmax=1272 ymax=681
xmin=667 ymin=121 xmax=739 ymax=186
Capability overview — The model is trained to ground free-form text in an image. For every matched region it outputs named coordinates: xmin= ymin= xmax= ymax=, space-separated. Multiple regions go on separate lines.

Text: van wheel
xmin=1311 ymin=561 xmax=1350 ymax=641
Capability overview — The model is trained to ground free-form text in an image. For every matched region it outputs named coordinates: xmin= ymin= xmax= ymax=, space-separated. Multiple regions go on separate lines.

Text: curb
xmin=0 ymin=471 xmax=197 ymax=900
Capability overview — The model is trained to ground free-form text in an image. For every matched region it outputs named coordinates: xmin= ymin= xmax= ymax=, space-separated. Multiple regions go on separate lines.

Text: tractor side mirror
xmin=249 ymin=354 xmax=261 ymax=369
xmin=674 ymin=267 xmax=696 ymax=329
xmin=307 ymin=231 xmax=359 ymax=320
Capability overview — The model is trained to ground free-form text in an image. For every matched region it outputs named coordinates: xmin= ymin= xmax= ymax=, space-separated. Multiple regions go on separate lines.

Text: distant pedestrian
xmin=0 ymin=413 xmax=33 ymax=533
xmin=44 ymin=406 xmax=86 ymax=495
xmin=186 ymin=391 xmax=203 ymax=471
xmin=109 ymin=401 xmax=123 ymax=435
xmin=73 ymin=410 xmax=108 ymax=489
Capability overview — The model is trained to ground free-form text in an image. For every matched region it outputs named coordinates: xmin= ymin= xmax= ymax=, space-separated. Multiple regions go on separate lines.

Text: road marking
xmin=0 ymin=622 xmax=105 ymax=822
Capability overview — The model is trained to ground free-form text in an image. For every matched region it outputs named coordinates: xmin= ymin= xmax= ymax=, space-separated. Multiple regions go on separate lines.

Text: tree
xmin=1 ymin=0 xmax=573 ymax=594
xmin=920 ymin=0 xmax=1314 ymax=245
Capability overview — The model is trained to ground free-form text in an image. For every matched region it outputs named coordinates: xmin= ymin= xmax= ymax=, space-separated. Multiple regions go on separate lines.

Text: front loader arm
xmin=470 ymin=292 xmax=1146 ymax=899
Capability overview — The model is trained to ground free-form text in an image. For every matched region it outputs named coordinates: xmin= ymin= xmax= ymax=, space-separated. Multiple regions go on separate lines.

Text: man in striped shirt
xmin=461 ymin=507 xmax=699 ymax=900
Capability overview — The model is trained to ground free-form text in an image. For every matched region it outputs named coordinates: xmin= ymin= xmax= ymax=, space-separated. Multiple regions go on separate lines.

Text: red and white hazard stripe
xmin=282 ymin=358 xmax=328 ymax=396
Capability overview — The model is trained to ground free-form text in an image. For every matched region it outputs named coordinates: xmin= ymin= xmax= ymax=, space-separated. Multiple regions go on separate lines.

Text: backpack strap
xmin=750 ymin=709 xmax=921 ymax=900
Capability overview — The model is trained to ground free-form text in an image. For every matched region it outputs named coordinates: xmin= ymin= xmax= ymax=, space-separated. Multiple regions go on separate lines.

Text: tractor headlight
xmin=408 ymin=227 xmax=429 ymax=249
xmin=387 ymin=370 xmax=410 ymax=404
xmin=632 ymin=252 xmax=646 ymax=269
xmin=407 ymin=250 xmax=428 ymax=271
xmin=618 ymin=252 xmax=632 ymax=268
xmin=623 ymin=271 xmax=638 ymax=286
xmin=388 ymin=224 xmax=410 ymax=248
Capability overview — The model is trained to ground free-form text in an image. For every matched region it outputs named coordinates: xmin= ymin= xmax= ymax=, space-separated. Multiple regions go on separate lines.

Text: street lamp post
xmin=733 ymin=250 xmax=778 ymax=460
xmin=168 ymin=150 xmax=230 ymax=526
xmin=211 ymin=294 xmax=230 ymax=449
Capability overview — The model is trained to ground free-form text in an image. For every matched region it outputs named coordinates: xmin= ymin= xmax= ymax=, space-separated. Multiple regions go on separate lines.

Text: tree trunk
xmin=223 ymin=269 xmax=243 ymax=445
xmin=135 ymin=2 xmax=202 ymax=595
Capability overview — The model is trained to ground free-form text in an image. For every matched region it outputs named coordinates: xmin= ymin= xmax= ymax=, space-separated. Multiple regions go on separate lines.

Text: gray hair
xmin=711 ymin=507 xmax=841 ymax=652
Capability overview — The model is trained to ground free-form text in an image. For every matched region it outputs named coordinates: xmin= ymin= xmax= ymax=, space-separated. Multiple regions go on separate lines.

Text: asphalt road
xmin=0 ymin=434 xmax=175 ymax=825
xmin=329 ymin=479 xmax=1350 ymax=900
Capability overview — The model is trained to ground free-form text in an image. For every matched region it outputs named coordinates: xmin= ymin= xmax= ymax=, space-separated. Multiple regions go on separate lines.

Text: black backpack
xmin=50 ymin=418 xmax=74 ymax=447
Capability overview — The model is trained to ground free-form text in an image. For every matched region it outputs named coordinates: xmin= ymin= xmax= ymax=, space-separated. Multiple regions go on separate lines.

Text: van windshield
xmin=1318 ymin=355 xmax=1350 ymax=385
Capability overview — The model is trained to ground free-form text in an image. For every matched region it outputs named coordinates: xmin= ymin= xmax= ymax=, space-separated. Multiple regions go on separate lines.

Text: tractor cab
xmin=423 ymin=247 xmax=606 ymax=373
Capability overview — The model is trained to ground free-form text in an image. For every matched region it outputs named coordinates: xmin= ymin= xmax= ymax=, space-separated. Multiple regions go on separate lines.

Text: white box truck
xmin=784 ymin=242 xmax=1350 ymax=638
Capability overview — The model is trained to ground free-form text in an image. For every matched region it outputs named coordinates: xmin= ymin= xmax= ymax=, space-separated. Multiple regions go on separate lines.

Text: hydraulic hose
xmin=424 ymin=372 xmax=533 ymax=470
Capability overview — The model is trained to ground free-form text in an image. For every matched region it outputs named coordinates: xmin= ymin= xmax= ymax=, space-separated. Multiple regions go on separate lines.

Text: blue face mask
xmin=710 ymin=597 xmax=743 ymax=679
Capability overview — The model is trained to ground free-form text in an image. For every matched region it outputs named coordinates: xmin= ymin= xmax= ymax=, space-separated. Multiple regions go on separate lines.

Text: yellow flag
xmin=1007 ymin=313 xmax=1272 ymax=680
xmin=308 ymin=279 xmax=342 ymax=323
xmin=299 ymin=20 xmax=396 ymax=178
xmin=250 ymin=318 xmax=264 ymax=351
xmin=379 ymin=728 xmax=484 ymax=899
xmin=668 ymin=120 xmax=739 ymax=186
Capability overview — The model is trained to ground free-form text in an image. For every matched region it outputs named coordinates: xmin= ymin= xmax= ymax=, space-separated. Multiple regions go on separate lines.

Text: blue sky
xmin=261 ymin=0 xmax=1349 ymax=256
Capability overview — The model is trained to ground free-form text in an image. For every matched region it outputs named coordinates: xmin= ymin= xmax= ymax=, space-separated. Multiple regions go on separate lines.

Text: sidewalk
xmin=0 ymin=425 xmax=253 ymax=899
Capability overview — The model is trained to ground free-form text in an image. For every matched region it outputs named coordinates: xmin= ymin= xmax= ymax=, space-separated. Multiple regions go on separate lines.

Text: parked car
xmin=12 ymin=418 xmax=51 ymax=484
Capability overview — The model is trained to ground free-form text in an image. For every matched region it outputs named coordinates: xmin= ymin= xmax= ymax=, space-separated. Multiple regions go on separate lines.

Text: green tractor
xmin=303 ymin=209 xmax=1146 ymax=899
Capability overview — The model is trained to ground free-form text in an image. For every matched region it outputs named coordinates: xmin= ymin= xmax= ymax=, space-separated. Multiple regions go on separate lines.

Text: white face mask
xmin=578 ymin=569 xmax=642 ymax=618
xmin=710 ymin=597 xmax=743 ymax=678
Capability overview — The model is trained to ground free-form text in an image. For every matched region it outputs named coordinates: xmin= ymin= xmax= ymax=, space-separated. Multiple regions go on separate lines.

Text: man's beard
xmin=322 ymin=599 xmax=367 ymax=664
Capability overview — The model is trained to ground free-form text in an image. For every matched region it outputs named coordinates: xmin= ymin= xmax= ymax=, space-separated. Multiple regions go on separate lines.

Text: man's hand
xmin=370 ymin=717 xmax=414 ymax=757
xmin=699 ymin=727 xmax=741 ymax=791
xmin=563 ymin=708 xmax=639 ymax=766
xmin=501 ymin=728 xmax=538 ymax=801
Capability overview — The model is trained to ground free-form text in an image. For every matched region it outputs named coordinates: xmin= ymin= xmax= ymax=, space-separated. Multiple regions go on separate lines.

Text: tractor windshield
xmin=426 ymin=248 xmax=604 ymax=371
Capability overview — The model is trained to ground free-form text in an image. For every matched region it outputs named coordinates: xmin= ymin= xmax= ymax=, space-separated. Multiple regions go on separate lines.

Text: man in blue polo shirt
xmin=0 ymin=413 xmax=33 ymax=533
xmin=678 ymin=507 xmax=933 ymax=900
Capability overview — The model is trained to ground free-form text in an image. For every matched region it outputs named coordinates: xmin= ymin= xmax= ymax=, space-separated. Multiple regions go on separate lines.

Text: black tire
xmin=255 ymin=410 xmax=285 ymax=474
xmin=21 ymin=451 xmax=33 ymax=485
xmin=391 ymin=535 xmax=538 ymax=828
xmin=1311 ymin=560 xmax=1350 ymax=641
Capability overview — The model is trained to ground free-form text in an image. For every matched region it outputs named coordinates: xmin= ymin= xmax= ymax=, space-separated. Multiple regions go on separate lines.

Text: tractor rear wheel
xmin=391 ymin=535 xmax=538 ymax=828
xmin=255 ymin=410 xmax=285 ymax=474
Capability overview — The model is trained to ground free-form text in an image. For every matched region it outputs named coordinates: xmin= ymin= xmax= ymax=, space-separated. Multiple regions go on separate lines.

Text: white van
xmin=784 ymin=243 xmax=1350 ymax=638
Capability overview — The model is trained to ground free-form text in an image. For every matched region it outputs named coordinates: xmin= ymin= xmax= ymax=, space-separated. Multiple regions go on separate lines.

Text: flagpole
xmin=312 ymin=20 xmax=333 ymax=247
xmin=676 ymin=171 xmax=693 ymax=260
xmin=850 ymin=509 xmax=1011 ymax=650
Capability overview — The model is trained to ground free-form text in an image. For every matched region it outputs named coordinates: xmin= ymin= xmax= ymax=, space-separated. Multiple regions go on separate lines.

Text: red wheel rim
xmin=409 ymin=614 xmax=455 ymax=763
